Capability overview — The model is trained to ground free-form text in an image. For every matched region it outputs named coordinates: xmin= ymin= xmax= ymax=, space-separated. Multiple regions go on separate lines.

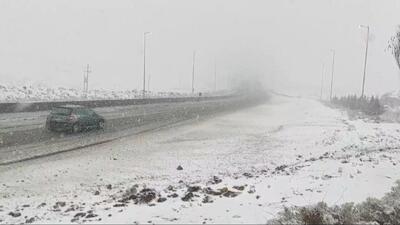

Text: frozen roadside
xmin=1 ymin=95 xmax=400 ymax=224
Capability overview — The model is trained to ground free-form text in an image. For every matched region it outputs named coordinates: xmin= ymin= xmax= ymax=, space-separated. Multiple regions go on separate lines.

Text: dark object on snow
xmin=45 ymin=105 xmax=105 ymax=133
xmin=94 ymin=190 xmax=100 ymax=195
xmin=181 ymin=192 xmax=194 ymax=201
xmin=187 ymin=186 xmax=201 ymax=193
xmin=106 ymin=184 xmax=112 ymax=190
xmin=275 ymin=165 xmax=288 ymax=172
xmin=8 ymin=211 xmax=21 ymax=217
xmin=177 ymin=165 xmax=183 ymax=170
xmin=202 ymin=195 xmax=213 ymax=203
xmin=168 ymin=193 xmax=179 ymax=198
xmin=157 ymin=197 xmax=167 ymax=203
xmin=54 ymin=201 xmax=66 ymax=208
xmin=37 ymin=203 xmax=46 ymax=208
xmin=208 ymin=176 xmax=222 ymax=184
xmin=135 ymin=188 xmax=157 ymax=204
xmin=233 ymin=185 xmax=245 ymax=191
xmin=74 ymin=212 xmax=86 ymax=218
xmin=86 ymin=213 xmax=98 ymax=218
xmin=243 ymin=172 xmax=254 ymax=178
xmin=25 ymin=217 xmax=35 ymax=223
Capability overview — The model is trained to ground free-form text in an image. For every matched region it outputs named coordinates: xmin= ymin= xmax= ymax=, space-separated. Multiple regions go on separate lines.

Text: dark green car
xmin=46 ymin=105 xmax=105 ymax=133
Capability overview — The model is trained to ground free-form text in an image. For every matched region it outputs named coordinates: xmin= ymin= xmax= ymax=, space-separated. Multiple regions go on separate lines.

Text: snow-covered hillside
xmin=0 ymin=84 xmax=203 ymax=103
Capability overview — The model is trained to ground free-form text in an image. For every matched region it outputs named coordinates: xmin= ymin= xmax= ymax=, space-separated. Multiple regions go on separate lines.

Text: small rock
xmin=86 ymin=213 xmax=98 ymax=218
xmin=135 ymin=188 xmax=157 ymax=204
xmin=168 ymin=193 xmax=179 ymax=198
xmin=248 ymin=186 xmax=256 ymax=194
xmin=232 ymin=185 xmax=245 ymax=191
xmin=106 ymin=184 xmax=112 ymax=190
xmin=203 ymin=187 xmax=222 ymax=196
xmin=187 ymin=186 xmax=201 ymax=193
xmin=181 ymin=192 xmax=194 ymax=202
xmin=166 ymin=185 xmax=175 ymax=192
xmin=25 ymin=217 xmax=35 ymax=223
xmin=74 ymin=212 xmax=86 ymax=218
xmin=177 ymin=165 xmax=183 ymax=170
xmin=8 ymin=211 xmax=21 ymax=217
xmin=222 ymin=190 xmax=240 ymax=198
xmin=37 ymin=203 xmax=46 ymax=208
xmin=243 ymin=172 xmax=253 ymax=178
xmin=211 ymin=176 xmax=222 ymax=184
xmin=202 ymin=196 xmax=213 ymax=204
xmin=157 ymin=197 xmax=167 ymax=203
xmin=275 ymin=165 xmax=288 ymax=172
xmin=94 ymin=190 xmax=100 ymax=196
xmin=54 ymin=201 xmax=66 ymax=208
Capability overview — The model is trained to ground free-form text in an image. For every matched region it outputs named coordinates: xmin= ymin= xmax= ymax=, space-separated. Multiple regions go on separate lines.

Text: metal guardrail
xmin=0 ymin=95 xmax=234 ymax=114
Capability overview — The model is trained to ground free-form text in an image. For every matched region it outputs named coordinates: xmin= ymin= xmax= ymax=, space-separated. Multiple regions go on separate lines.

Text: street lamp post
xmin=192 ymin=51 xmax=196 ymax=94
xmin=143 ymin=32 xmax=151 ymax=98
xmin=359 ymin=25 xmax=370 ymax=98
xmin=320 ymin=63 xmax=325 ymax=100
xmin=214 ymin=59 xmax=217 ymax=92
xmin=329 ymin=49 xmax=335 ymax=101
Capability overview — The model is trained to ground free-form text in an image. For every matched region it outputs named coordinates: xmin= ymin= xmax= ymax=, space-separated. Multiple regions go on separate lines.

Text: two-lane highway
xmin=0 ymin=95 xmax=264 ymax=164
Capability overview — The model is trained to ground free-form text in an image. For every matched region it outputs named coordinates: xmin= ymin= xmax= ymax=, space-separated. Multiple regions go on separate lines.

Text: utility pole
xmin=192 ymin=51 xmax=196 ymax=94
xmin=83 ymin=64 xmax=91 ymax=98
xmin=359 ymin=25 xmax=370 ymax=98
xmin=143 ymin=32 xmax=151 ymax=99
xmin=320 ymin=63 xmax=325 ymax=100
xmin=329 ymin=50 xmax=335 ymax=101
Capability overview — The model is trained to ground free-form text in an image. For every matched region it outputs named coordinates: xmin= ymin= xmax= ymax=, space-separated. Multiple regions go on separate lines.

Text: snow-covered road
xmin=1 ymin=94 xmax=400 ymax=224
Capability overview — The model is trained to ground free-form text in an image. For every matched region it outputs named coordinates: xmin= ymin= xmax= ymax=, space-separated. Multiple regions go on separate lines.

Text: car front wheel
xmin=98 ymin=120 xmax=105 ymax=130
xmin=72 ymin=123 xmax=81 ymax=133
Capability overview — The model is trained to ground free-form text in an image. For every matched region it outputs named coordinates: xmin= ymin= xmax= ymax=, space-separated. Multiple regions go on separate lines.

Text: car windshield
xmin=51 ymin=107 xmax=72 ymax=115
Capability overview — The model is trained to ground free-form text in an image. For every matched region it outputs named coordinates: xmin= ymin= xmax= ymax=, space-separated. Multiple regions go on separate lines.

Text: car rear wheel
xmin=98 ymin=120 xmax=105 ymax=130
xmin=72 ymin=123 xmax=81 ymax=133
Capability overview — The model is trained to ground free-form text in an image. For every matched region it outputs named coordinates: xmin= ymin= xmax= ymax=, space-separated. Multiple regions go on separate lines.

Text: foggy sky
xmin=1 ymin=0 xmax=400 ymax=97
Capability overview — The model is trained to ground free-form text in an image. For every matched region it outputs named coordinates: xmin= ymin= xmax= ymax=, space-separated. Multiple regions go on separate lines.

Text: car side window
xmin=87 ymin=109 xmax=96 ymax=116
xmin=75 ymin=109 xmax=86 ymax=116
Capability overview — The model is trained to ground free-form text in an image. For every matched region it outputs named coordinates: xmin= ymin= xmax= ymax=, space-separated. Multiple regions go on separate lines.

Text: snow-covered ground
xmin=0 ymin=84 xmax=226 ymax=103
xmin=1 ymin=94 xmax=400 ymax=224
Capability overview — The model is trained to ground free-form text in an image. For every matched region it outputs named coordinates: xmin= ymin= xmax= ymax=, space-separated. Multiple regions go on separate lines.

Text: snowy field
xmin=1 ymin=94 xmax=400 ymax=224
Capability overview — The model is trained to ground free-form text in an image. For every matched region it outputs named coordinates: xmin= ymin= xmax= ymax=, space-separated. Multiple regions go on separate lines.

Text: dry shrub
xmin=269 ymin=181 xmax=400 ymax=224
